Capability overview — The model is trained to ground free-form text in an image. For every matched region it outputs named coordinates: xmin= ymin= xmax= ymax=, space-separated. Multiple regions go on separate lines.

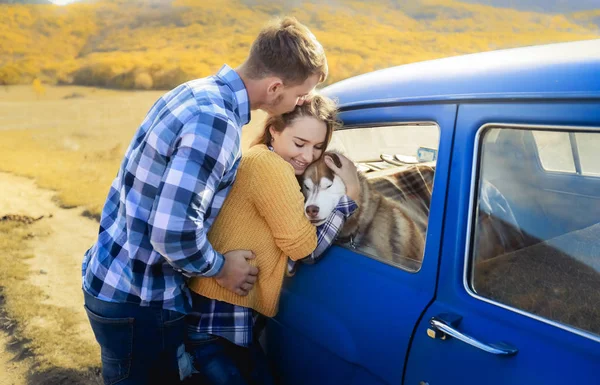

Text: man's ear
xmin=267 ymin=78 xmax=284 ymax=95
xmin=326 ymin=152 xmax=342 ymax=168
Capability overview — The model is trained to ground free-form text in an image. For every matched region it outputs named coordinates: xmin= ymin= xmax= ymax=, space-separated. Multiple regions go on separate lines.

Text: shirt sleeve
xmin=148 ymin=113 xmax=239 ymax=277
xmin=288 ymin=195 xmax=358 ymax=272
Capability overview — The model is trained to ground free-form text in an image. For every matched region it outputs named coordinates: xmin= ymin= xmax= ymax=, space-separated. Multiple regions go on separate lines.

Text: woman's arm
xmin=250 ymin=153 xmax=317 ymax=261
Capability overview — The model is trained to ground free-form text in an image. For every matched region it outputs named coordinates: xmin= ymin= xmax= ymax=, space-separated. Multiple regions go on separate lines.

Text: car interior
xmin=471 ymin=127 xmax=600 ymax=336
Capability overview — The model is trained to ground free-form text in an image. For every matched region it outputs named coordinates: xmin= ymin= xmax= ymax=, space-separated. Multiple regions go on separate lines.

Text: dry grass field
xmin=0 ymin=85 xmax=267 ymax=218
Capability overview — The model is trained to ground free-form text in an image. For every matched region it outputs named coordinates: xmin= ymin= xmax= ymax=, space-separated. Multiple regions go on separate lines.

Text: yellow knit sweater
xmin=188 ymin=145 xmax=317 ymax=317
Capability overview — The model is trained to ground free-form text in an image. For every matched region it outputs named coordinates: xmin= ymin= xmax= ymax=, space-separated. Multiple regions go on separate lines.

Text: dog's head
xmin=300 ymin=152 xmax=347 ymax=226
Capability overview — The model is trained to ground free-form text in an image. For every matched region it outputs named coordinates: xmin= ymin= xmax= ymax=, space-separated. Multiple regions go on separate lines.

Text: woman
xmin=185 ymin=94 xmax=359 ymax=385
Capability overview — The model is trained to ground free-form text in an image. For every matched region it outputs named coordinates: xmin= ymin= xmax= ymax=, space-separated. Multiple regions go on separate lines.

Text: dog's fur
xmin=301 ymin=153 xmax=426 ymax=267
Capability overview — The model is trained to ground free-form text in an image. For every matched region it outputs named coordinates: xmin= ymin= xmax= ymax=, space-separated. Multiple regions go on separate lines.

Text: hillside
xmin=460 ymin=0 xmax=600 ymax=13
xmin=0 ymin=0 xmax=598 ymax=89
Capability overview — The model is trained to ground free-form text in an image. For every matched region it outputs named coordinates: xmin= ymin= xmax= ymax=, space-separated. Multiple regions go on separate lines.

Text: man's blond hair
xmin=245 ymin=17 xmax=328 ymax=86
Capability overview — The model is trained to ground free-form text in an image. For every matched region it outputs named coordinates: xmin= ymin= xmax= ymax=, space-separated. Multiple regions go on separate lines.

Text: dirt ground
xmin=0 ymin=331 xmax=30 ymax=385
xmin=0 ymin=171 xmax=101 ymax=384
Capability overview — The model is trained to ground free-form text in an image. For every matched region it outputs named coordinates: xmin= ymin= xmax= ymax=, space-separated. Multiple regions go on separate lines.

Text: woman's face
xmin=270 ymin=116 xmax=327 ymax=175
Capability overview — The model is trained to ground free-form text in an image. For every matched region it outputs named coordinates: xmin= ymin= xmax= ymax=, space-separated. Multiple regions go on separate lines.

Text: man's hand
xmin=215 ymin=249 xmax=258 ymax=296
xmin=324 ymin=153 xmax=360 ymax=202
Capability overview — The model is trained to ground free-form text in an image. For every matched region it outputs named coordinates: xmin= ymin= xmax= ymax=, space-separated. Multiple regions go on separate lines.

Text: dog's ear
xmin=326 ymin=152 xmax=342 ymax=168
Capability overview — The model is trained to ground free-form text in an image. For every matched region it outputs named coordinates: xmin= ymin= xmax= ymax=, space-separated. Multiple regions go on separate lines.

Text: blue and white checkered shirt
xmin=82 ymin=65 xmax=250 ymax=314
xmin=187 ymin=195 xmax=358 ymax=347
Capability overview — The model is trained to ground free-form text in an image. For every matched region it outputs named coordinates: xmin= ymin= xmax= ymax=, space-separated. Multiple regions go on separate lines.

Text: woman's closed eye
xmin=294 ymin=142 xmax=304 ymax=148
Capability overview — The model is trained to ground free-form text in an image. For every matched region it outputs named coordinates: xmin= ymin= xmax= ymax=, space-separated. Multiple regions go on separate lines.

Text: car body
xmin=264 ymin=39 xmax=600 ymax=385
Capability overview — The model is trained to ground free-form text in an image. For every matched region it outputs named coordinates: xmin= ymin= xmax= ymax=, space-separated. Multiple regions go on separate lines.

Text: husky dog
xmin=300 ymin=153 xmax=427 ymax=267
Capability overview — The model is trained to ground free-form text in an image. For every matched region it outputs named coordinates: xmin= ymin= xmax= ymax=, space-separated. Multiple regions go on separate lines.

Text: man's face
xmin=264 ymin=74 xmax=320 ymax=115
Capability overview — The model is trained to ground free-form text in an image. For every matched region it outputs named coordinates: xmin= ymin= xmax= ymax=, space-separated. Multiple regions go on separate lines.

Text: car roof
xmin=321 ymin=39 xmax=600 ymax=110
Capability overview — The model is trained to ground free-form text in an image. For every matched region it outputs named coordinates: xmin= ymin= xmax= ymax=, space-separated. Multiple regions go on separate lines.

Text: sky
xmin=48 ymin=0 xmax=79 ymax=5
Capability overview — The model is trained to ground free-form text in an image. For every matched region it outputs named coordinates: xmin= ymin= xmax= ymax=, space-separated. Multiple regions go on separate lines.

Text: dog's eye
xmin=303 ymin=183 xmax=310 ymax=190
xmin=324 ymin=184 xmax=332 ymax=189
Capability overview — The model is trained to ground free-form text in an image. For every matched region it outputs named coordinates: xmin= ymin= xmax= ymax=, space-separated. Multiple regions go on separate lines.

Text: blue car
xmin=264 ymin=39 xmax=600 ymax=385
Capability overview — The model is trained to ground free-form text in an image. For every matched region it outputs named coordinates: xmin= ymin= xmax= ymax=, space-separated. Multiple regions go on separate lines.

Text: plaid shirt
xmin=82 ymin=65 xmax=250 ymax=314
xmin=187 ymin=195 xmax=358 ymax=347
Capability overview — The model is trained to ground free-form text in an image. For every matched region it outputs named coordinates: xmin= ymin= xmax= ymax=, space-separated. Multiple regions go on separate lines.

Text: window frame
xmin=331 ymin=120 xmax=441 ymax=273
xmin=463 ymin=122 xmax=600 ymax=344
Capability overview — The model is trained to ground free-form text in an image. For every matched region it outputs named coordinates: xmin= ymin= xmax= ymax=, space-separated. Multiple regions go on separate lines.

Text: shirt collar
xmin=215 ymin=64 xmax=251 ymax=126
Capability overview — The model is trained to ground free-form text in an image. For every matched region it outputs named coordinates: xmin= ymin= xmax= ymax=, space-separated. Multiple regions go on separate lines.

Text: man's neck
xmin=235 ymin=66 xmax=266 ymax=111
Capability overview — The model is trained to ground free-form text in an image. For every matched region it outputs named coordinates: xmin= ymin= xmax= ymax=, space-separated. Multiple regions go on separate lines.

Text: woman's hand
xmin=324 ymin=153 xmax=360 ymax=202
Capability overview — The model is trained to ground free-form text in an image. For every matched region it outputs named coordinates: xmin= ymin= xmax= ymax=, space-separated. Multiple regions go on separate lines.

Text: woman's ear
xmin=268 ymin=125 xmax=277 ymax=141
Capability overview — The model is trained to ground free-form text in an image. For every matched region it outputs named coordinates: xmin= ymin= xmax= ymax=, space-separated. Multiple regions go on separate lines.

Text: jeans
xmin=83 ymin=289 xmax=189 ymax=385
xmin=186 ymin=332 xmax=275 ymax=385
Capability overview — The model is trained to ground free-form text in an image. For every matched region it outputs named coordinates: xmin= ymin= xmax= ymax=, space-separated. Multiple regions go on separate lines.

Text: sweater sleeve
xmin=249 ymin=152 xmax=317 ymax=261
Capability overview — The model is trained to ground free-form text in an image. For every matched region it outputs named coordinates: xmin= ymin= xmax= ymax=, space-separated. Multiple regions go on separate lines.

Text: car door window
xmin=469 ymin=126 xmax=600 ymax=338
xmin=327 ymin=123 xmax=440 ymax=272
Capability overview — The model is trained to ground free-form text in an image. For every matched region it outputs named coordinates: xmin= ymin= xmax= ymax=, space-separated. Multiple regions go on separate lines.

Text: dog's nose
xmin=306 ymin=205 xmax=319 ymax=218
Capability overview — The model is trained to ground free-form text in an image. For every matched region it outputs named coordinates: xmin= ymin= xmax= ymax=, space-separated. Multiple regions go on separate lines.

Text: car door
xmin=265 ymin=103 xmax=457 ymax=385
xmin=405 ymin=102 xmax=600 ymax=385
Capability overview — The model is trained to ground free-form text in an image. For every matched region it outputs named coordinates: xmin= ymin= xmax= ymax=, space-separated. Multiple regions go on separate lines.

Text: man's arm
xmin=148 ymin=113 xmax=257 ymax=295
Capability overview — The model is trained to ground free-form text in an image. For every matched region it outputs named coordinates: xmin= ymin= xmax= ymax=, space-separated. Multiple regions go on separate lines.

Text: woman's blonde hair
xmin=252 ymin=94 xmax=340 ymax=152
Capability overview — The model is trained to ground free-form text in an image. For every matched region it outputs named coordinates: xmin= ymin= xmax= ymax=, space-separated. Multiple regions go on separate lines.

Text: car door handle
xmin=428 ymin=313 xmax=518 ymax=356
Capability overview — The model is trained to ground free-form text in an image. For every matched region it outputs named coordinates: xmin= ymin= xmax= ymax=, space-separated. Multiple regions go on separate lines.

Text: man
xmin=82 ymin=17 xmax=328 ymax=385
